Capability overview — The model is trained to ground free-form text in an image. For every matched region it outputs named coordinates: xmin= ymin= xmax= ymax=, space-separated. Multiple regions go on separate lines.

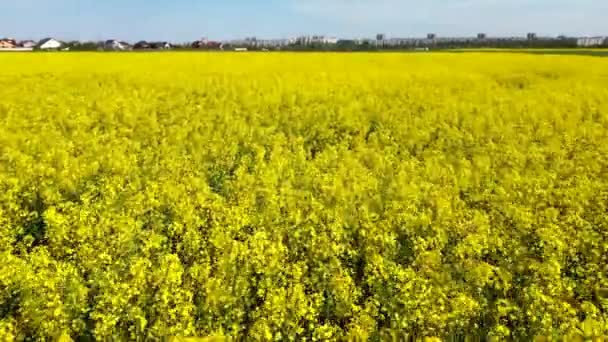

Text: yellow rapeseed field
xmin=1 ymin=52 xmax=607 ymax=340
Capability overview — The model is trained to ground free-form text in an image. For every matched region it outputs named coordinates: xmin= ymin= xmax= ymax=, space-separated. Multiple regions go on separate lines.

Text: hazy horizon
xmin=1 ymin=0 xmax=607 ymax=42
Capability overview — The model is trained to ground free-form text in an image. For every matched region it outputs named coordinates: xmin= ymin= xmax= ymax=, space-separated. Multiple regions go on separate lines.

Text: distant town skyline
xmin=1 ymin=0 xmax=607 ymax=42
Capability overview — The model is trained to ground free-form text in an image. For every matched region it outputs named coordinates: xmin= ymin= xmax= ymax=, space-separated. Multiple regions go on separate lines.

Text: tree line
xmin=55 ymin=37 xmax=590 ymax=52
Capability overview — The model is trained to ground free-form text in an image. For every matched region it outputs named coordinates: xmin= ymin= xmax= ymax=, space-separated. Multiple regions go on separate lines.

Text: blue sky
xmin=1 ymin=0 xmax=607 ymax=42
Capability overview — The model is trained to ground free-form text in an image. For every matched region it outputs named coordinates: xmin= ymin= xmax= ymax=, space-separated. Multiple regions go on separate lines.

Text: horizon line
xmin=3 ymin=33 xmax=608 ymax=43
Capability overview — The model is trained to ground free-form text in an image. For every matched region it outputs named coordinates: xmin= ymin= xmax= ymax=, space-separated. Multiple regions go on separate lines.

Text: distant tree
xmin=63 ymin=41 xmax=100 ymax=51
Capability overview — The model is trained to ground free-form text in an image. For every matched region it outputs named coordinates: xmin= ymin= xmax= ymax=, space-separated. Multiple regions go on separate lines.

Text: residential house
xmin=150 ymin=42 xmax=172 ymax=50
xmin=207 ymin=41 xmax=223 ymax=49
xmin=104 ymin=40 xmax=130 ymax=51
xmin=20 ymin=40 xmax=36 ymax=48
xmin=0 ymin=38 xmax=17 ymax=48
xmin=120 ymin=41 xmax=131 ymax=50
xmin=192 ymin=40 xmax=223 ymax=49
xmin=133 ymin=41 xmax=151 ymax=49
xmin=38 ymin=38 xmax=62 ymax=50
xmin=192 ymin=37 xmax=208 ymax=48
xmin=190 ymin=39 xmax=215 ymax=49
